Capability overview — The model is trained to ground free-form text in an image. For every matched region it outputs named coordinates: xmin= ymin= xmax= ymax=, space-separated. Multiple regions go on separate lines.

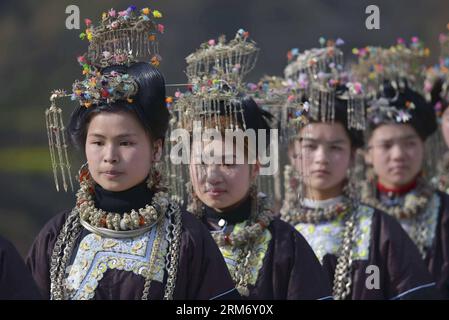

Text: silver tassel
xmin=45 ymin=90 xmax=73 ymax=192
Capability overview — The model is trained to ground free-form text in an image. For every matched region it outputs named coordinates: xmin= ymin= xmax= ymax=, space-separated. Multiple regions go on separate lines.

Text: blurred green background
xmin=1 ymin=0 xmax=448 ymax=256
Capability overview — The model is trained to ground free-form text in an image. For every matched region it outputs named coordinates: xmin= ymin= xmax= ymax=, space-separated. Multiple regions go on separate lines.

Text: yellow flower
xmin=152 ymin=10 xmax=162 ymax=18
xmin=150 ymin=56 xmax=160 ymax=66
xmin=87 ymin=32 xmax=93 ymax=41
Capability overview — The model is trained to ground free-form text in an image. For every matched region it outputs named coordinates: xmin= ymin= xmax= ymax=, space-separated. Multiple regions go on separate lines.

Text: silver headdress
xmin=45 ymin=6 xmax=165 ymax=191
xmin=167 ymin=29 xmax=259 ymax=206
xmin=185 ymin=29 xmax=259 ymax=89
xmin=176 ymin=29 xmax=259 ymax=132
xmin=284 ymin=38 xmax=366 ymax=130
xmin=350 ymin=37 xmax=430 ymax=97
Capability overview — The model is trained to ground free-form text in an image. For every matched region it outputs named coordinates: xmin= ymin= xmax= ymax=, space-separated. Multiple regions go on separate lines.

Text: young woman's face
xmin=289 ymin=122 xmax=352 ymax=200
xmin=85 ymin=111 xmax=162 ymax=192
xmin=441 ymin=107 xmax=449 ymax=149
xmin=189 ymin=139 xmax=258 ymax=212
xmin=366 ymin=123 xmax=424 ymax=188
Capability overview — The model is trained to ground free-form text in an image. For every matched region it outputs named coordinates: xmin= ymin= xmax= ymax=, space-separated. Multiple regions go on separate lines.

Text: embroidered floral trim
xmin=65 ymin=218 xmax=168 ymax=300
xmin=295 ymin=205 xmax=374 ymax=263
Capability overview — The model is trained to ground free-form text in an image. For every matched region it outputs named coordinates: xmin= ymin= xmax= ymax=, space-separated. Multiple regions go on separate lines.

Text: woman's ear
xmin=152 ymin=139 xmax=163 ymax=162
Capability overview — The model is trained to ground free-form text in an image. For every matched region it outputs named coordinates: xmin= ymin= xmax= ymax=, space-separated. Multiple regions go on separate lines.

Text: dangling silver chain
xmin=162 ymin=201 xmax=182 ymax=300
xmin=49 ymin=208 xmax=82 ymax=300
xmin=410 ymin=213 xmax=430 ymax=259
xmin=332 ymin=206 xmax=357 ymax=300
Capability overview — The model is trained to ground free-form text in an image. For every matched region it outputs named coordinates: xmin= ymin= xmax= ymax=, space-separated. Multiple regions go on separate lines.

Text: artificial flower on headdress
xmin=71 ymin=66 xmax=138 ymax=108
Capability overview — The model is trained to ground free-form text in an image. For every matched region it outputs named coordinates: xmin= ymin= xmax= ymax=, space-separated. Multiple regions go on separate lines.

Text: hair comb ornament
xmin=366 ymin=97 xmax=413 ymax=126
xmin=72 ymin=56 xmax=138 ymax=108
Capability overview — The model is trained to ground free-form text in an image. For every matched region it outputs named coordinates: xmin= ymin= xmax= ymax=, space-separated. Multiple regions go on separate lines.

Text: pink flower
xmin=84 ymin=18 xmax=92 ymax=27
xmin=411 ymin=36 xmax=419 ymax=43
xmin=118 ymin=10 xmax=127 ymax=17
xmin=353 ymin=82 xmax=362 ymax=94
xmin=115 ymin=54 xmax=126 ymax=63
xmin=247 ymin=83 xmax=258 ymax=91
xmin=109 ymin=9 xmax=116 ymax=17
xmin=208 ymin=39 xmax=216 ymax=46
xmin=111 ymin=21 xmax=119 ymax=29
xmin=157 ymin=24 xmax=165 ymax=34
xmin=397 ymin=37 xmax=405 ymax=44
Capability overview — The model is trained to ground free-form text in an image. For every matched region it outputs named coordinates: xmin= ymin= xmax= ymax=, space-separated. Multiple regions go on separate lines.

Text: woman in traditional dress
xmin=26 ymin=6 xmax=239 ymax=300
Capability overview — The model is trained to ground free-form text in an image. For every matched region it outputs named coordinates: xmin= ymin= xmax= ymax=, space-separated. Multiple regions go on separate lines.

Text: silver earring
xmin=146 ymin=166 xmax=161 ymax=190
